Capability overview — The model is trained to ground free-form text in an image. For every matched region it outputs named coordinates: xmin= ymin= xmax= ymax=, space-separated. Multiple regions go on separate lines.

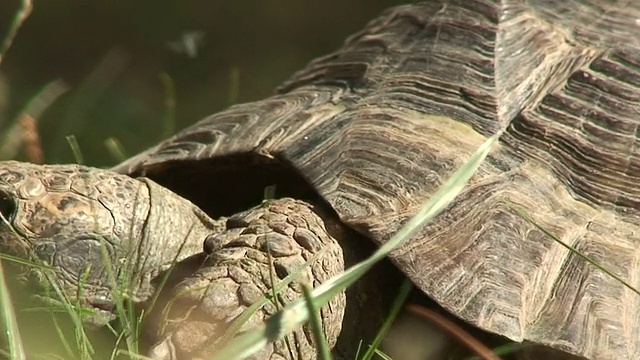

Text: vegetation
xmin=1 ymin=2 xmax=636 ymax=360
xmin=0 ymin=2 xmax=505 ymax=359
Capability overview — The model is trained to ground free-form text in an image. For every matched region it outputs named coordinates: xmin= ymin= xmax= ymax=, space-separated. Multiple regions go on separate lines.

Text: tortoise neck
xmin=131 ymin=178 xmax=225 ymax=299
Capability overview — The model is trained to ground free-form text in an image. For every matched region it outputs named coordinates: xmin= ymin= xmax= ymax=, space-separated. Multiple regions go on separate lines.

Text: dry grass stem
xmin=406 ymin=304 xmax=502 ymax=360
xmin=19 ymin=114 xmax=43 ymax=164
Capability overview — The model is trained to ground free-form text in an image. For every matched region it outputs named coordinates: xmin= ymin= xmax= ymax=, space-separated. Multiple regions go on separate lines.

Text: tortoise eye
xmin=0 ymin=191 xmax=16 ymax=224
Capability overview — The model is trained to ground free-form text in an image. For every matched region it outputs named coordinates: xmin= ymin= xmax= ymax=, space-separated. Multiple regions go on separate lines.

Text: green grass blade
xmin=65 ymin=135 xmax=84 ymax=165
xmin=0 ymin=253 xmax=54 ymax=271
xmin=13 ymin=196 xmax=97 ymax=359
xmin=301 ymin=283 xmax=331 ymax=360
xmin=263 ymin=185 xmax=276 ymax=201
xmin=104 ymin=137 xmax=128 ymax=164
xmin=466 ymin=342 xmax=533 ymax=360
xmin=144 ymin=224 xmax=198 ymax=316
xmin=360 ymin=278 xmax=412 ymax=360
xmin=98 ymin=238 xmax=138 ymax=355
xmin=227 ymin=67 xmax=240 ymax=106
xmin=49 ymin=313 xmax=76 ymax=359
xmin=212 ymin=251 xmax=326 ymax=349
xmin=159 ymin=72 xmax=176 ymax=139
xmin=52 ymin=49 xmax=129 ymax=160
xmin=41 ymin=270 xmax=94 ymax=359
xmin=0 ymin=0 xmax=32 ymax=65
xmin=265 ymin=242 xmax=281 ymax=311
xmin=0 ymin=260 xmax=26 ymax=360
xmin=516 ymin=208 xmax=640 ymax=296
xmin=73 ymin=265 xmax=96 ymax=359
xmin=372 ymin=349 xmax=393 ymax=360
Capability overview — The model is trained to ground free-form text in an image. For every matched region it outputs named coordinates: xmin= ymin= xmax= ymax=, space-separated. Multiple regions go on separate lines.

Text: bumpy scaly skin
xmin=0 ymin=162 xmax=356 ymax=359
xmin=0 ymin=161 xmax=224 ymax=325
xmin=146 ymin=198 xmax=346 ymax=360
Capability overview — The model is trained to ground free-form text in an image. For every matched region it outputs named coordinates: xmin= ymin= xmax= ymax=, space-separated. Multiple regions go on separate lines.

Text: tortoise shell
xmin=115 ymin=1 xmax=640 ymax=359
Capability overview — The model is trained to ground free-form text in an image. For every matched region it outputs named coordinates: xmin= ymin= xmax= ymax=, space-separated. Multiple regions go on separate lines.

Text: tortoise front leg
xmin=145 ymin=198 xmax=350 ymax=359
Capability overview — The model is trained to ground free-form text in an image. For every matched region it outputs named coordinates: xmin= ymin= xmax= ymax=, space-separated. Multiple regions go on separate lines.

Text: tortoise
xmin=1 ymin=0 xmax=640 ymax=359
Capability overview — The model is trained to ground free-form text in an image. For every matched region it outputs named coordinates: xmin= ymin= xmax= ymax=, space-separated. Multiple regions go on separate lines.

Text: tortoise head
xmin=0 ymin=161 xmax=218 ymax=325
xmin=0 ymin=161 xmax=154 ymax=324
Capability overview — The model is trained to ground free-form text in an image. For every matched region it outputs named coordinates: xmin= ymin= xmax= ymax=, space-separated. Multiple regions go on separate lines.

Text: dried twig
xmin=406 ymin=303 xmax=502 ymax=360
xmin=19 ymin=113 xmax=42 ymax=164
xmin=0 ymin=80 xmax=68 ymax=161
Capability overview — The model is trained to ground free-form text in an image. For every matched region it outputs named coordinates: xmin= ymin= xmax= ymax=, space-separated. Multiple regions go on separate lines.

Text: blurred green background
xmin=0 ymin=0 xmax=405 ymax=167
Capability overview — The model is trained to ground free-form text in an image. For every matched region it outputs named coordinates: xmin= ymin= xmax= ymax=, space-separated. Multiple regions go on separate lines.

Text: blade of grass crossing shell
xmin=360 ymin=278 xmax=412 ymax=360
xmin=302 ymin=132 xmax=498 ymax=312
xmin=211 ymin=133 xmax=498 ymax=360
xmin=0 ymin=260 xmax=26 ymax=360
xmin=515 ymin=208 xmax=640 ymax=296
xmin=301 ymin=284 xmax=331 ymax=360
xmin=211 ymin=251 xmax=326 ymax=349
xmin=265 ymin=242 xmax=281 ymax=311
xmin=264 ymin=240 xmax=298 ymax=357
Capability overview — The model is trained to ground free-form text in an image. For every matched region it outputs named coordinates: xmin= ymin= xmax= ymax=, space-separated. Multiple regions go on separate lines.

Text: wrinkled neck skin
xmin=0 ymin=162 xmax=223 ymax=326
xmin=136 ymin=177 xmax=225 ymax=297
